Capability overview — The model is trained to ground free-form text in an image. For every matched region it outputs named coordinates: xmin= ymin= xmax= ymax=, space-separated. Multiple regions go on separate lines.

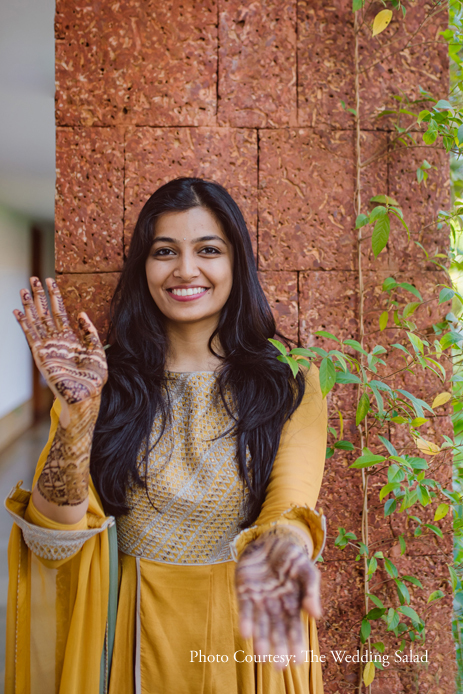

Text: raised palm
xmin=14 ymin=277 xmax=107 ymax=405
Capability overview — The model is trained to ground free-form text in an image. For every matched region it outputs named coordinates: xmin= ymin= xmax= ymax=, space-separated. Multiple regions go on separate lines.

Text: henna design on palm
xmin=235 ymin=526 xmax=321 ymax=669
xmin=13 ymin=277 xmax=108 ymax=506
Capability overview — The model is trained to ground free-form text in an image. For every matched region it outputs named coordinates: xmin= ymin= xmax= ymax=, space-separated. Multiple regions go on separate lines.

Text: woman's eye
xmin=154 ymin=248 xmax=175 ymax=257
xmin=200 ymin=246 xmax=220 ymax=255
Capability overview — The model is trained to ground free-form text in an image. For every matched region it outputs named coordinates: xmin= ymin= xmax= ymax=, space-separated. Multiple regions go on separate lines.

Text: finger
xmin=77 ymin=312 xmax=103 ymax=351
xmin=20 ymin=288 xmax=47 ymax=339
xmin=253 ymin=603 xmax=271 ymax=657
xmin=13 ymin=310 xmax=41 ymax=351
xmin=265 ymin=596 xmax=290 ymax=669
xmin=301 ymin=563 xmax=322 ymax=620
xmin=285 ymin=609 xmax=305 ymax=665
xmin=30 ymin=277 xmax=57 ymax=335
xmin=238 ymin=596 xmax=254 ymax=640
xmin=46 ymin=278 xmax=72 ymax=332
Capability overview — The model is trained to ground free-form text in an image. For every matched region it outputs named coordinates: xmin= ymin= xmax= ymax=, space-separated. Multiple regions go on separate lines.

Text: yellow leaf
xmin=416 ymin=438 xmax=440 ymax=456
xmin=432 ymin=392 xmax=452 ymax=409
xmin=363 ymin=660 xmax=375 ymax=686
xmin=434 ymin=503 xmax=449 ymax=521
xmin=372 ymin=9 xmax=393 ymax=36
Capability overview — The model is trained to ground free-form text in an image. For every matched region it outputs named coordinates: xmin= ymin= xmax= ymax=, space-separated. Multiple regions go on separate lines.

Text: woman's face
xmin=145 ymin=206 xmax=234 ymax=328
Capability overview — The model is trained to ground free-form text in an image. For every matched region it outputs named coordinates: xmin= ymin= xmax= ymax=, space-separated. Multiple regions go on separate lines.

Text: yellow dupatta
xmin=4 ymin=399 xmax=117 ymax=694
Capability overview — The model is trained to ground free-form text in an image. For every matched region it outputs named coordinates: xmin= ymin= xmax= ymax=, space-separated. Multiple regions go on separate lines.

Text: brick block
xmin=359 ymin=130 xmax=390 ymax=271
xmin=56 ymin=272 xmax=120 ymax=340
xmin=297 ymin=0 xmax=355 ymax=130
xmin=218 ymin=0 xmax=297 ymax=127
xmin=55 ymin=127 xmax=124 ymax=273
xmin=55 ymin=0 xmax=217 ymax=126
xmin=124 ymin=127 xmax=257 ymax=251
xmin=258 ymin=128 xmax=355 ymax=271
xmin=358 ymin=1 xmax=449 ymax=130
xmin=257 ymin=271 xmax=298 ymax=343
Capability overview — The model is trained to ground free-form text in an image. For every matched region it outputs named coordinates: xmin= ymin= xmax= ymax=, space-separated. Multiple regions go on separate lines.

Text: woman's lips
xmin=166 ymin=287 xmax=209 ymax=302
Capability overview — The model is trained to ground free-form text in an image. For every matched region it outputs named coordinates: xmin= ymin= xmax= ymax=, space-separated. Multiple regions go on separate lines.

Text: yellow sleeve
xmin=231 ymin=364 xmax=327 ymax=561
xmin=5 ymin=399 xmax=113 ymax=569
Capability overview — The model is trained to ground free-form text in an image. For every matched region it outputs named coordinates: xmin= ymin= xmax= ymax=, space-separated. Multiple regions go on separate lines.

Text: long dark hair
xmin=90 ymin=177 xmax=306 ymax=526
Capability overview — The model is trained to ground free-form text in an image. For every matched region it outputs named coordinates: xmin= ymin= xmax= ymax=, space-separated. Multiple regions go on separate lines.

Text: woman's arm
xmin=234 ymin=364 xmax=327 ymax=666
xmin=14 ymin=277 xmax=107 ymax=525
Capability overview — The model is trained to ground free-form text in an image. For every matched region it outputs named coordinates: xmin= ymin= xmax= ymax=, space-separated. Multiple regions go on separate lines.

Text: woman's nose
xmin=173 ymin=250 xmax=200 ymax=280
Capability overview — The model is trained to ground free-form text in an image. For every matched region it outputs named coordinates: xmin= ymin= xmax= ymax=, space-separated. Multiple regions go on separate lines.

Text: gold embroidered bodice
xmin=116 ymin=372 xmax=248 ymax=564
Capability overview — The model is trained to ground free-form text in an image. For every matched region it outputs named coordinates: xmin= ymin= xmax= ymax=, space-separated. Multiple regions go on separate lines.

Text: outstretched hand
xmin=13 ymin=277 xmax=107 ymax=418
xmin=235 ymin=526 xmax=321 ymax=669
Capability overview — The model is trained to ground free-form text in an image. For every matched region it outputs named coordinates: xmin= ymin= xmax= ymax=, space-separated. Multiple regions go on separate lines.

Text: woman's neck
xmin=165 ymin=319 xmax=223 ymax=372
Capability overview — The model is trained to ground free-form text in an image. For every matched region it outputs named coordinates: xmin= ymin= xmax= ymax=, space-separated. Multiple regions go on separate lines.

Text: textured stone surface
xmin=55 ymin=0 xmax=217 ymax=126
xmin=124 ymin=127 xmax=258 ymax=251
xmin=56 ymin=272 xmax=120 ymax=340
xmin=258 ymin=128 xmax=355 ymax=271
xmin=218 ymin=0 xmax=297 ymax=127
xmin=358 ymin=1 xmax=449 ymax=130
xmin=297 ymin=0 xmax=354 ymax=130
xmin=388 ymin=146 xmax=450 ymax=272
xmin=299 ymin=271 xmax=359 ymax=417
xmin=258 ymin=271 xmax=298 ymax=343
xmin=359 ymin=131 xmax=390 ymax=272
xmin=55 ymin=127 xmax=124 ymax=273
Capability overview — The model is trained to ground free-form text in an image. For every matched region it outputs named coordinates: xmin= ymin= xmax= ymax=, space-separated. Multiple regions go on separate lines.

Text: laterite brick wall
xmin=55 ymin=1 xmax=454 ymax=691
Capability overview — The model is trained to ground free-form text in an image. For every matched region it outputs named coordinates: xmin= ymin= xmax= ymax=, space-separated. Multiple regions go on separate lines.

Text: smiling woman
xmin=6 ymin=178 xmax=327 ymax=694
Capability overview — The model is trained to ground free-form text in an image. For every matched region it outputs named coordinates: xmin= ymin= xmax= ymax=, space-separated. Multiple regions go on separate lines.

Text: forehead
xmin=154 ymin=206 xmax=226 ymax=239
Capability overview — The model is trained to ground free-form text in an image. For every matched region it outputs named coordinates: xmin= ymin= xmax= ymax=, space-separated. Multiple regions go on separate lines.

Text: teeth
xmin=171 ymin=287 xmax=207 ymax=297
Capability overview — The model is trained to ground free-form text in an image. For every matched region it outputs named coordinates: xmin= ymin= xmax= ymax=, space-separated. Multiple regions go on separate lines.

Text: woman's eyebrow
xmin=152 ymin=235 xmax=226 ymax=244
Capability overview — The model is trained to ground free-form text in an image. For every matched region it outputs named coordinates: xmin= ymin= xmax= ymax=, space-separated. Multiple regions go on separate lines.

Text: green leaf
xmin=435 ymin=99 xmax=452 ymax=110
xmin=403 ymin=302 xmax=421 ymax=318
xmin=370 ymin=195 xmax=399 ymax=206
xmin=269 ymin=338 xmax=288 ymax=356
xmin=386 ymin=608 xmax=400 ymax=631
xmin=388 ymin=464 xmax=405 ymax=483
xmin=439 ymin=287 xmax=455 ymax=304
xmin=365 ymin=607 xmax=385 ymax=620
xmin=369 ymin=205 xmax=388 ymax=222
xmin=343 ymin=339 xmax=369 ymax=355
xmin=417 ymin=485 xmax=431 ymax=506
xmin=407 ymin=331 xmax=424 ymax=354
xmin=434 ymin=503 xmax=449 ymax=521
xmin=398 ymin=282 xmax=422 ymax=300
xmin=356 ymin=213 xmax=369 ymax=228
xmin=427 ymin=590 xmax=445 ymax=603
xmin=350 ymin=452 xmax=385 ymax=469
xmin=399 ymin=535 xmax=406 ymax=555
xmin=289 ymin=347 xmax=317 ymax=358
xmin=384 ymin=498 xmax=397 ymax=516
xmin=398 ymin=605 xmax=422 ymax=624
xmin=448 ymin=565 xmax=459 ymax=591
xmin=395 ymin=579 xmax=411 ymax=605
xmin=379 ymin=482 xmax=399 ymax=501
xmin=378 ymin=434 xmax=397 ymax=456
xmin=319 ymin=357 xmax=336 ymax=397
xmin=360 ymin=619 xmax=371 ymax=643
xmin=458 ymin=123 xmax=463 ymax=145
xmin=403 ymin=575 xmax=423 ymax=588
xmin=336 ymin=371 xmax=362 ymax=385
xmin=353 ymin=0 xmax=364 ymax=11
xmin=315 ymin=330 xmax=341 ymax=343
xmin=367 ymin=557 xmax=378 ymax=574
xmin=334 ymin=440 xmax=355 ymax=451
xmin=356 ymin=392 xmax=370 ymax=426
xmin=379 ymin=311 xmax=389 ymax=331
xmin=424 ymin=523 xmax=443 ymax=538
xmin=384 ymin=558 xmax=398 ymax=579
xmin=372 ymin=641 xmax=385 ymax=653
xmin=372 ymin=215 xmax=390 ymax=258
xmin=383 ymin=277 xmax=397 ymax=291
xmin=440 ymin=331 xmax=462 ymax=349
xmin=367 ymin=594 xmax=385 ymax=609
xmin=423 ymin=128 xmax=437 ymax=145
xmin=396 ymin=389 xmax=434 ymax=417
xmin=277 ymin=355 xmax=299 ymax=378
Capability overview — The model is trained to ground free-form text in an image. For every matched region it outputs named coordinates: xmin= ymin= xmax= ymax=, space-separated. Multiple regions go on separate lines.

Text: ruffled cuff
xmin=230 ymin=504 xmax=326 ymax=563
xmin=5 ymin=482 xmax=114 ymax=562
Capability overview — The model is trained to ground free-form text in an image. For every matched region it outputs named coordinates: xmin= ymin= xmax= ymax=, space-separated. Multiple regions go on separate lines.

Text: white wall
xmin=0 ymin=205 xmax=32 ymax=419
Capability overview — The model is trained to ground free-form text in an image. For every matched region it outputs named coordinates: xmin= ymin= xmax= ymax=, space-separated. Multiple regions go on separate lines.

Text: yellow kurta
xmin=5 ymin=365 xmax=327 ymax=694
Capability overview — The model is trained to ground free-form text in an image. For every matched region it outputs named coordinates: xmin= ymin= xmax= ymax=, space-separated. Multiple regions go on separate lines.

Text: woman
xmin=6 ymin=178 xmax=327 ymax=694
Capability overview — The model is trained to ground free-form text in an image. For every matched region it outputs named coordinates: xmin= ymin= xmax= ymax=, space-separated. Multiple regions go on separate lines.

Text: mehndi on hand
xmin=235 ymin=525 xmax=321 ymax=669
xmin=14 ymin=277 xmax=108 ymax=506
